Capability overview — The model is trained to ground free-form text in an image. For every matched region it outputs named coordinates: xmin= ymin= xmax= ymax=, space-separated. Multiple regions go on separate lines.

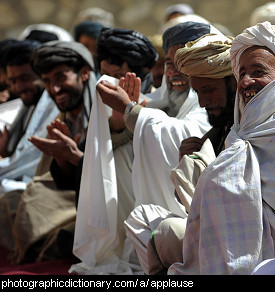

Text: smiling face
xmin=238 ymin=46 xmax=275 ymax=106
xmin=165 ymin=45 xmax=189 ymax=92
xmin=7 ymin=63 xmax=44 ymax=106
xmin=41 ymin=64 xmax=89 ymax=113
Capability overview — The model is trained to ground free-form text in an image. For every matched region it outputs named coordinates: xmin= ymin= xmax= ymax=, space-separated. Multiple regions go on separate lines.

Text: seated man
xmin=168 ymin=21 xmax=275 ymax=275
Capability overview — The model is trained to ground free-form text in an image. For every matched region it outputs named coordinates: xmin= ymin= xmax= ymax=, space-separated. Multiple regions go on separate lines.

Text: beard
xmin=208 ymin=81 xmax=235 ymax=128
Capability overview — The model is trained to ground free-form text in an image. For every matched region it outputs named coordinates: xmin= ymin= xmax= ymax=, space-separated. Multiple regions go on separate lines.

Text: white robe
xmin=0 ymin=91 xmax=59 ymax=193
xmin=132 ymin=104 xmax=210 ymax=217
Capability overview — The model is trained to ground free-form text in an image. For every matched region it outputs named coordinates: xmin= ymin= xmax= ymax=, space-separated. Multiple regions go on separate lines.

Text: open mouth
xmin=244 ymin=92 xmax=256 ymax=99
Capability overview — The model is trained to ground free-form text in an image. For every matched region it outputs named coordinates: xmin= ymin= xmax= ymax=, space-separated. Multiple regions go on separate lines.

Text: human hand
xmin=28 ymin=120 xmax=83 ymax=169
xmin=0 ymin=125 xmax=9 ymax=158
xmin=0 ymin=90 xmax=11 ymax=103
xmin=178 ymin=137 xmax=204 ymax=162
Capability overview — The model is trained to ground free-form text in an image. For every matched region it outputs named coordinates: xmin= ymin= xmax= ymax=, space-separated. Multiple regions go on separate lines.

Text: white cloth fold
xmin=72 ymin=75 xmax=142 ymax=275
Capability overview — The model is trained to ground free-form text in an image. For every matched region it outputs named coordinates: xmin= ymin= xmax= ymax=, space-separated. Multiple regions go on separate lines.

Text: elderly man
xmin=124 ymin=31 xmax=236 ymax=275
xmin=168 ymin=21 xmax=275 ymax=275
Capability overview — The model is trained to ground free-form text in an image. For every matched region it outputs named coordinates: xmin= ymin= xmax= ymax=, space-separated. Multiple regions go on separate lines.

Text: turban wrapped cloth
xmin=97 ymin=28 xmax=158 ymax=69
xmin=74 ymin=21 xmax=105 ymax=41
xmin=162 ymin=21 xmax=211 ymax=54
xmin=175 ymin=30 xmax=233 ymax=78
xmin=30 ymin=40 xmax=95 ymax=75
xmin=230 ymin=21 xmax=275 ymax=80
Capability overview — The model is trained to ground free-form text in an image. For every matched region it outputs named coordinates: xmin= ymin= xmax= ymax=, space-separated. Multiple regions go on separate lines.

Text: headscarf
xmin=30 ymin=40 xmax=95 ymax=75
xmin=97 ymin=28 xmax=158 ymax=69
xmin=175 ymin=28 xmax=233 ymax=78
xmin=162 ymin=21 xmax=211 ymax=54
xmin=18 ymin=23 xmax=73 ymax=42
xmin=74 ymin=21 xmax=105 ymax=41
xmin=250 ymin=2 xmax=275 ymax=26
xmin=164 ymin=4 xmax=194 ymax=20
xmin=230 ymin=21 xmax=275 ymax=80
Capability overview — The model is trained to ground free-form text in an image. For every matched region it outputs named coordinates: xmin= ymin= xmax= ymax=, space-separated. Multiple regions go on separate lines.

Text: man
xmin=168 ymin=21 xmax=275 ymax=275
xmin=0 ymin=40 xmax=59 ymax=193
xmin=73 ymin=20 xmax=105 ymax=79
xmin=146 ymin=20 xmax=211 ymax=119
xmin=124 ymin=32 xmax=236 ymax=275
xmin=4 ymin=40 xmax=97 ymax=264
xmin=68 ymin=24 xmax=216 ymax=275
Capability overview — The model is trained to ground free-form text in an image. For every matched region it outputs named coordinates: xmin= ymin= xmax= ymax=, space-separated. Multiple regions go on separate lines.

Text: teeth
xmin=245 ymin=92 xmax=256 ymax=98
xmin=172 ymin=81 xmax=183 ymax=86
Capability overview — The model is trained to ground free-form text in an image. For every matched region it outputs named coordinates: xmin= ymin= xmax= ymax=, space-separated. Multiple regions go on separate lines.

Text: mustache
xmin=240 ymin=84 xmax=263 ymax=94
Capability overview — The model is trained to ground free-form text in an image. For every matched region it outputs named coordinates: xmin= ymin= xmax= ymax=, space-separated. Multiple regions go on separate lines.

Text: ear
xmin=80 ymin=65 xmax=91 ymax=82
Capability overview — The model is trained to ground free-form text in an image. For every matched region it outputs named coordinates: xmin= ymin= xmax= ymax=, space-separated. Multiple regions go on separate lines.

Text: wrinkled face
xmin=7 ymin=63 xmax=44 ymax=106
xmin=238 ymin=46 xmax=275 ymax=106
xmin=41 ymin=64 xmax=86 ymax=112
xmin=190 ymin=76 xmax=235 ymax=127
xmin=165 ymin=45 xmax=189 ymax=92
xmin=100 ymin=60 xmax=131 ymax=79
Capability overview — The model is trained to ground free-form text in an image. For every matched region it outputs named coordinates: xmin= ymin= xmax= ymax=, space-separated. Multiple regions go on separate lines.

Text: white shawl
xmin=169 ymin=81 xmax=275 ymax=275
xmin=71 ymin=75 xmax=142 ymax=275
xmin=132 ymin=104 xmax=211 ymax=217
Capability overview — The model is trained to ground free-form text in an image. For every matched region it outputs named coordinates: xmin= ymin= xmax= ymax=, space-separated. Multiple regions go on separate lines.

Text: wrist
xmin=123 ymin=101 xmax=137 ymax=122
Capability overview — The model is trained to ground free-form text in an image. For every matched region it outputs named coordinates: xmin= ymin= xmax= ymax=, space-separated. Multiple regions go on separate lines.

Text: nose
xmin=198 ymin=94 xmax=210 ymax=108
xmin=240 ymin=73 xmax=255 ymax=89
xmin=48 ymin=80 xmax=61 ymax=94
xmin=14 ymin=79 xmax=26 ymax=94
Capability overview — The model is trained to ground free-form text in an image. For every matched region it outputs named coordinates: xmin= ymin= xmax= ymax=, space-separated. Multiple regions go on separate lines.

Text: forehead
xmin=41 ymin=64 xmax=75 ymax=78
xmin=166 ymin=44 xmax=185 ymax=59
xmin=189 ymin=76 xmax=225 ymax=88
xmin=239 ymin=46 xmax=275 ymax=65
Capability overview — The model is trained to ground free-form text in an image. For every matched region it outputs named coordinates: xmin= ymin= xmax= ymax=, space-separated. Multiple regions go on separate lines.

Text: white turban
xmin=230 ymin=21 xmax=275 ymax=80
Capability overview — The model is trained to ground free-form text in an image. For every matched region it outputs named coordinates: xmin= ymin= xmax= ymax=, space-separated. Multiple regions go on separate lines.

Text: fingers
xmin=178 ymin=137 xmax=204 ymax=161
xmin=124 ymin=73 xmax=136 ymax=97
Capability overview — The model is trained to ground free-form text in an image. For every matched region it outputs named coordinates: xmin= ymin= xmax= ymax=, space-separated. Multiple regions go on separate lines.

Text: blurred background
xmin=0 ymin=0 xmax=273 ymax=39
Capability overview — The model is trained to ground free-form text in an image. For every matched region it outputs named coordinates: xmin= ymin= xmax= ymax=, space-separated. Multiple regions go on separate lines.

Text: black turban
xmin=97 ymin=28 xmax=158 ymax=69
xmin=30 ymin=40 xmax=95 ymax=75
xmin=162 ymin=21 xmax=211 ymax=54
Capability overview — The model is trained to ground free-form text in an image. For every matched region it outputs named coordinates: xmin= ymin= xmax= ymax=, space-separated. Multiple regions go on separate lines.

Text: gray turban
xmin=30 ymin=40 xmax=95 ymax=75
xmin=162 ymin=21 xmax=211 ymax=54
